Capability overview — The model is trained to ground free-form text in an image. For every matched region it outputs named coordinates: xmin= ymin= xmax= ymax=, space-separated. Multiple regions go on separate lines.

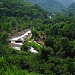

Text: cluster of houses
xmin=9 ymin=29 xmax=32 ymax=50
xmin=9 ymin=29 xmax=46 ymax=53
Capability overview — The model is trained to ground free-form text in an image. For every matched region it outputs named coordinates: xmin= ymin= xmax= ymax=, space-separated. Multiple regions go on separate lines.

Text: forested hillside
xmin=0 ymin=0 xmax=47 ymax=33
xmin=0 ymin=0 xmax=75 ymax=75
xmin=57 ymin=0 xmax=74 ymax=7
xmin=25 ymin=0 xmax=65 ymax=12
xmin=67 ymin=2 xmax=75 ymax=17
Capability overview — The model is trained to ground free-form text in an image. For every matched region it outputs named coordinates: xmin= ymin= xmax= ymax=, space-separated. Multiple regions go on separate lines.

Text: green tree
xmin=21 ymin=42 xmax=29 ymax=52
xmin=0 ymin=32 xmax=8 ymax=44
xmin=45 ymin=35 xmax=54 ymax=47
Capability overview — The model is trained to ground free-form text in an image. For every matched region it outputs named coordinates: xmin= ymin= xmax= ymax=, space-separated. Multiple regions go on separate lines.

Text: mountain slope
xmin=69 ymin=2 xmax=75 ymax=8
xmin=25 ymin=0 xmax=65 ymax=12
xmin=0 ymin=0 xmax=48 ymax=33
xmin=68 ymin=2 xmax=75 ymax=16
xmin=57 ymin=0 xmax=74 ymax=7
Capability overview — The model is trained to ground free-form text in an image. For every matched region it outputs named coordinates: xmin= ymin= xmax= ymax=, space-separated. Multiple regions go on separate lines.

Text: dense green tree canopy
xmin=0 ymin=0 xmax=75 ymax=75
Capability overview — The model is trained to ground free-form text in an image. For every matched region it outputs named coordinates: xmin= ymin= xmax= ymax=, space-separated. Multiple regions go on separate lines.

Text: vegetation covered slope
xmin=0 ymin=0 xmax=47 ymax=33
xmin=25 ymin=0 xmax=65 ymax=12
xmin=68 ymin=2 xmax=75 ymax=10
xmin=0 ymin=0 xmax=75 ymax=75
xmin=57 ymin=0 xmax=74 ymax=7
xmin=0 ymin=0 xmax=47 ymax=74
xmin=67 ymin=2 xmax=75 ymax=17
